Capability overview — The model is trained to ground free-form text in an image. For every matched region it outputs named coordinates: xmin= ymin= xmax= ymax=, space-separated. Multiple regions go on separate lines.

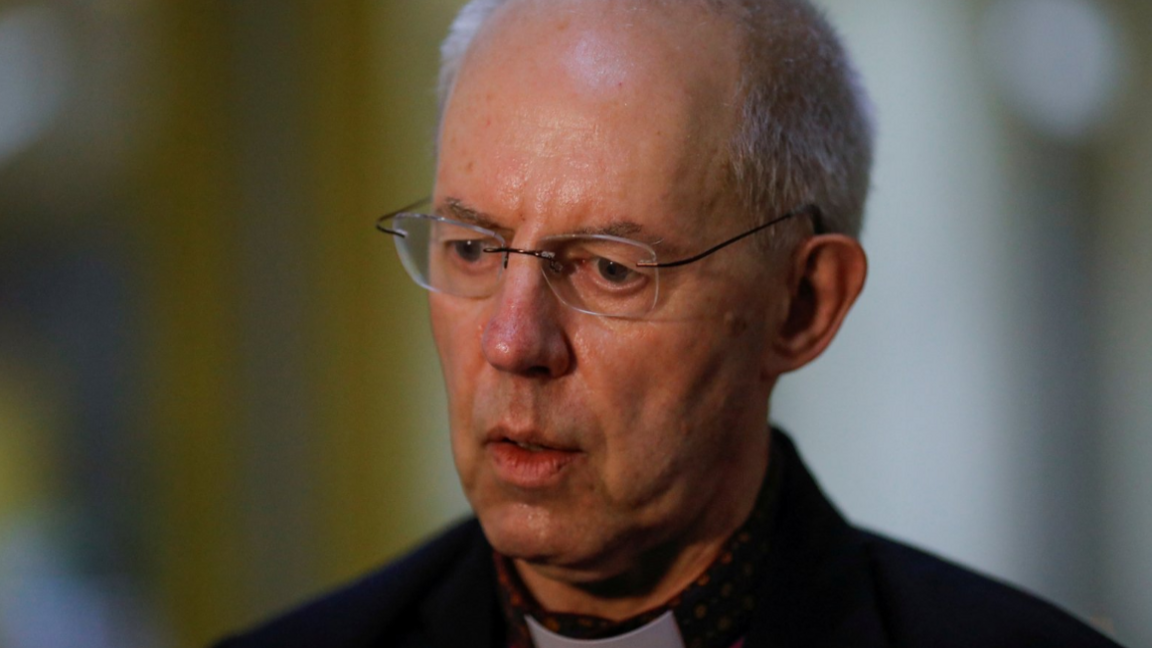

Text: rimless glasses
xmin=376 ymin=198 xmax=821 ymax=319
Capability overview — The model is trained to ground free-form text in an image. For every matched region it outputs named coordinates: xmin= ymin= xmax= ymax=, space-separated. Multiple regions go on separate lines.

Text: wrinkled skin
xmin=431 ymin=0 xmax=792 ymax=618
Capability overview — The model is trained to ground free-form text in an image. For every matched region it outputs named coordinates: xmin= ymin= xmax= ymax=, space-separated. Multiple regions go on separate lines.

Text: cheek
xmin=571 ymin=323 xmax=651 ymax=401
xmin=429 ymin=297 xmax=486 ymax=411
xmin=622 ymin=320 xmax=764 ymax=444
xmin=431 ymin=297 xmax=489 ymax=490
xmin=575 ymin=326 xmax=726 ymax=477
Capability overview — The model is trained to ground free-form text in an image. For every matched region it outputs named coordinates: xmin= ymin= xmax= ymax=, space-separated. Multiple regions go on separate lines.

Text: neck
xmin=513 ymin=533 xmax=725 ymax=620
xmin=514 ymin=436 xmax=771 ymax=621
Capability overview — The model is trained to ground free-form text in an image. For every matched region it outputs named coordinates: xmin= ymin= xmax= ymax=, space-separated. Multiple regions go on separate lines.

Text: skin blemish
xmin=723 ymin=310 xmax=749 ymax=337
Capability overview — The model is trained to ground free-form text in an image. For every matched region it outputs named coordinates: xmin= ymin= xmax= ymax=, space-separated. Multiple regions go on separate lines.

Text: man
xmin=218 ymin=0 xmax=1120 ymax=646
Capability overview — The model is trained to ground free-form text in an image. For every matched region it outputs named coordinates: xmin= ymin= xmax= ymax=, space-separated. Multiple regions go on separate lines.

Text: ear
xmin=766 ymin=234 xmax=867 ymax=375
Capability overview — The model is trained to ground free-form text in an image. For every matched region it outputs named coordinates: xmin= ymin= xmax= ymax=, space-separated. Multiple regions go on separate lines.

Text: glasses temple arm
xmin=375 ymin=196 xmax=433 ymax=237
xmin=637 ymin=205 xmax=822 ymax=269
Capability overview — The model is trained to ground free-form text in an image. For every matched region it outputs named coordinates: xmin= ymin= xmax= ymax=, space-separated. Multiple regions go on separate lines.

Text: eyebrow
xmin=440 ymin=197 xmax=504 ymax=231
xmin=439 ymin=196 xmax=652 ymax=242
xmin=570 ymin=221 xmax=644 ymax=239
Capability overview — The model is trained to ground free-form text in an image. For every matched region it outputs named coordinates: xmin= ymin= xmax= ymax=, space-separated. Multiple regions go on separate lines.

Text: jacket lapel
xmin=743 ymin=432 xmax=891 ymax=648
xmin=417 ymin=525 xmax=505 ymax=648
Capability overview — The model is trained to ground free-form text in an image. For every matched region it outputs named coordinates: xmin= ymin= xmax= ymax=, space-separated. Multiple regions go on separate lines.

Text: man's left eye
xmin=450 ymin=239 xmax=485 ymax=262
xmin=595 ymin=258 xmax=633 ymax=283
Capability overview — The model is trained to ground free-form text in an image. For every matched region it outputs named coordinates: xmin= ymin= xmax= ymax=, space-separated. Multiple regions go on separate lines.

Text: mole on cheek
xmin=723 ymin=310 xmax=749 ymax=337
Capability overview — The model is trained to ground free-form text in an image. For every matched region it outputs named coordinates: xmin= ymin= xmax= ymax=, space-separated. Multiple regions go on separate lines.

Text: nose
xmin=481 ymin=260 xmax=573 ymax=378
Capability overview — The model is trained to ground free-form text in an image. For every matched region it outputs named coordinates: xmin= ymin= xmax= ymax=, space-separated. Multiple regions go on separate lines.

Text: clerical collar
xmin=527 ymin=611 xmax=684 ymax=648
xmin=494 ymin=448 xmax=783 ymax=648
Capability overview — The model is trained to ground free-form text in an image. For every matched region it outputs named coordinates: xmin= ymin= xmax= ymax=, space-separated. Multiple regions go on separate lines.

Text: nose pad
xmin=480 ymin=260 xmax=572 ymax=378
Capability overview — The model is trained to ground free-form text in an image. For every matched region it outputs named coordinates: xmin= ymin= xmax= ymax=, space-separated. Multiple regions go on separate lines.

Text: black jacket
xmin=216 ymin=433 xmax=1121 ymax=647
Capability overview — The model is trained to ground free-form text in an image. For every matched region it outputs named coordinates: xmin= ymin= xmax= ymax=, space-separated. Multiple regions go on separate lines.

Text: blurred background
xmin=0 ymin=0 xmax=1148 ymax=646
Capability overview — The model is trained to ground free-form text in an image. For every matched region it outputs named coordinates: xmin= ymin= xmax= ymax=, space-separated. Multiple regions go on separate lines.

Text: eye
xmin=595 ymin=257 xmax=634 ymax=284
xmin=450 ymin=239 xmax=485 ymax=263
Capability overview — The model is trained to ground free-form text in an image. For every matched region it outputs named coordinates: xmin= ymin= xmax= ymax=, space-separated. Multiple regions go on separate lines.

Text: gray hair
xmin=436 ymin=0 xmax=874 ymax=239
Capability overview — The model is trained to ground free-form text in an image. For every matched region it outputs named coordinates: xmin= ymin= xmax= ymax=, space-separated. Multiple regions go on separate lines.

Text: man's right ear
xmin=763 ymin=234 xmax=867 ymax=376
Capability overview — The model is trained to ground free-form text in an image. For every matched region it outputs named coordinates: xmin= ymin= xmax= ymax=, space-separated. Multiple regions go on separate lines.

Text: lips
xmin=485 ymin=428 xmax=581 ymax=488
xmin=508 ymin=440 xmax=550 ymax=452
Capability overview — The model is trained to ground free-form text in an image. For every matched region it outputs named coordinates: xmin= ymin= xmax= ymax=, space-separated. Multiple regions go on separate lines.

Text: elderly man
xmin=218 ymin=0 xmax=1120 ymax=646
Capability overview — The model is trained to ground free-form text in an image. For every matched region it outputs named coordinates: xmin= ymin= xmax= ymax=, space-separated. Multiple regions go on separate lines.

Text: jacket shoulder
xmin=214 ymin=518 xmax=488 ymax=648
xmin=859 ymin=530 xmax=1120 ymax=647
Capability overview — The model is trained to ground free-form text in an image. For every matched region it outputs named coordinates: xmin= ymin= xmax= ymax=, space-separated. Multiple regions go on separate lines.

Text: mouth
xmin=508 ymin=440 xmax=551 ymax=452
xmin=484 ymin=425 xmax=579 ymax=451
xmin=484 ymin=429 xmax=582 ymax=488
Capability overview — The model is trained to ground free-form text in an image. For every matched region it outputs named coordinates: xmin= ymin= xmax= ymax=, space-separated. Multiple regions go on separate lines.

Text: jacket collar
xmin=417 ymin=524 xmax=503 ymax=647
xmin=744 ymin=430 xmax=891 ymax=647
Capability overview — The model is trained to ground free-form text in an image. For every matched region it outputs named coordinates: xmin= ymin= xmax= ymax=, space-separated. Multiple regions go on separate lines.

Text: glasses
xmin=376 ymin=198 xmax=820 ymax=319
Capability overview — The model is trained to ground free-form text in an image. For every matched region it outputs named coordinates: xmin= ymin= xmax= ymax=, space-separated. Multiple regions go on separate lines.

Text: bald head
xmin=468 ymin=0 xmax=739 ymax=100
xmin=440 ymin=0 xmax=742 ymax=222
xmin=438 ymin=0 xmax=874 ymax=239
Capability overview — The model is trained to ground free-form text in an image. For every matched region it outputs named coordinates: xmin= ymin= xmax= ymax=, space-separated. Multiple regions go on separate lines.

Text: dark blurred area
xmin=0 ymin=1 xmax=1147 ymax=647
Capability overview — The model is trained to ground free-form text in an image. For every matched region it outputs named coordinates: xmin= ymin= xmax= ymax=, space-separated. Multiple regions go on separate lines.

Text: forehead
xmin=436 ymin=0 xmax=743 ymax=236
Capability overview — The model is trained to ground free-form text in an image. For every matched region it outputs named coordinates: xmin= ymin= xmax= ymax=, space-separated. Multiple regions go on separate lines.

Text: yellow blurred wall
xmin=137 ymin=2 xmax=465 ymax=645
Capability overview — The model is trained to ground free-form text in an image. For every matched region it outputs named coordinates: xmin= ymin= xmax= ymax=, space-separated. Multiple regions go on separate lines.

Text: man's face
xmin=432 ymin=1 xmax=785 ymax=582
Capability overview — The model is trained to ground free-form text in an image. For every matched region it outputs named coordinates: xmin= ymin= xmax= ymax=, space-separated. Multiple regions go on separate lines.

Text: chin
xmin=475 ymin=502 xmax=641 ymax=585
xmin=477 ymin=502 xmax=562 ymax=560
xmin=476 ymin=501 xmax=588 ymax=563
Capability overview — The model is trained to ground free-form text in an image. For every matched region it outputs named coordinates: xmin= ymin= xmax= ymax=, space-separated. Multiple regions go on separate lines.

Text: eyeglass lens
xmin=390 ymin=214 xmax=660 ymax=318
